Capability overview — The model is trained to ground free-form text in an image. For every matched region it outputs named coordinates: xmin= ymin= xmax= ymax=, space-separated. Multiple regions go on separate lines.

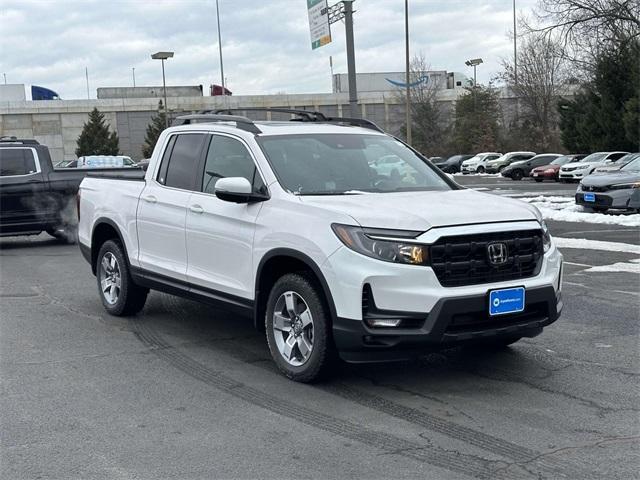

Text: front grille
xmin=429 ymin=230 xmax=544 ymax=287
xmin=581 ymin=185 xmax=608 ymax=192
xmin=562 ymin=166 xmax=577 ymax=172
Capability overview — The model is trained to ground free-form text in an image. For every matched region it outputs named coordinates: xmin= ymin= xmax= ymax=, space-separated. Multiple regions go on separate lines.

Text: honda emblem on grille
xmin=487 ymin=242 xmax=508 ymax=266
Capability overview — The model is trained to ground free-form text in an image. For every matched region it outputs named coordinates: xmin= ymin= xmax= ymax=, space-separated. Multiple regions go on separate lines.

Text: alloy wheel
xmin=272 ymin=291 xmax=314 ymax=366
xmin=99 ymin=252 xmax=121 ymax=305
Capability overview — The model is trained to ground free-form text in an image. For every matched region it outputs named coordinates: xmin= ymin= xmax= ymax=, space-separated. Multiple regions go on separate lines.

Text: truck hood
xmin=299 ymin=189 xmax=539 ymax=231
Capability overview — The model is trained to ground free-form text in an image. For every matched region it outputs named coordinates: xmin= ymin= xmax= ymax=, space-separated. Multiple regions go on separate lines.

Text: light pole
xmin=132 ymin=67 xmax=136 ymax=87
xmin=465 ymin=58 xmax=483 ymax=111
xmin=343 ymin=0 xmax=358 ymax=118
xmin=404 ymin=0 xmax=411 ymax=145
xmin=215 ymin=0 xmax=225 ymax=94
xmin=151 ymin=51 xmax=174 ymax=128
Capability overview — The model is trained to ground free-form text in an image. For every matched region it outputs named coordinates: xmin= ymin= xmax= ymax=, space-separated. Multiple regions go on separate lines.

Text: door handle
xmin=189 ymin=204 xmax=204 ymax=214
xmin=142 ymin=195 xmax=157 ymax=203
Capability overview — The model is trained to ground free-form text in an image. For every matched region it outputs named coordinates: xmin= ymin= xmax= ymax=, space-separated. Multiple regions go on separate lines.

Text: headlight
xmin=332 ymin=224 xmax=428 ymax=265
xmin=541 ymin=220 xmax=551 ymax=253
xmin=608 ymin=182 xmax=640 ymax=190
xmin=575 ymin=164 xmax=588 ymax=170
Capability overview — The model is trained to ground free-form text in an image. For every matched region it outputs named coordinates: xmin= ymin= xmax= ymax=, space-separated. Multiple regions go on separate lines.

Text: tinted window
xmin=160 ymin=134 xmax=206 ymax=190
xmin=0 ymin=149 xmax=37 ymax=176
xmin=201 ymin=135 xmax=264 ymax=194
xmin=608 ymin=152 xmax=627 ymax=161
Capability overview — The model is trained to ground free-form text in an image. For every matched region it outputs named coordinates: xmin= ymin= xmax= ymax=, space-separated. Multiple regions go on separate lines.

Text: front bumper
xmin=334 ymin=285 xmax=562 ymax=362
xmin=322 ymin=234 xmax=564 ymax=362
xmin=576 ymin=189 xmax=640 ymax=209
xmin=460 ymin=164 xmax=478 ymax=174
xmin=559 ymin=170 xmax=588 ymax=180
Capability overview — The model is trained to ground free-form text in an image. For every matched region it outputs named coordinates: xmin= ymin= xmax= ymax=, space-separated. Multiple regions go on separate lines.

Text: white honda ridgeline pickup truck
xmin=78 ymin=109 xmax=563 ymax=382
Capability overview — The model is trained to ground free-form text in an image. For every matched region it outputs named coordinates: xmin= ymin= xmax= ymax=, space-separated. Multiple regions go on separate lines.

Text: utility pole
xmin=404 ymin=0 xmax=411 ymax=145
xmin=85 ymin=67 xmax=90 ymax=99
xmin=3 ymin=73 xmax=6 ymax=85
xmin=513 ymin=0 xmax=517 ymax=86
xmin=216 ymin=0 xmax=225 ymax=93
xmin=132 ymin=67 xmax=136 ymax=87
xmin=343 ymin=0 xmax=358 ymax=118
xmin=329 ymin=56 xmax=334 ymax=91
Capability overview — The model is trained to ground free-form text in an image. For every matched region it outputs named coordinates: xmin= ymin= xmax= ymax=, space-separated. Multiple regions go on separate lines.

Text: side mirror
xmin=214 ymin=177 xmax=268 ymax=203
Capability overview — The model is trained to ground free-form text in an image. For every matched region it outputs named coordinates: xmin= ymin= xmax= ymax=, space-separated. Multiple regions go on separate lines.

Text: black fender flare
xmin=254 ymin=248 xmax=338 ymax=329
xmin=89 ymin=217 xmax=131 ymax=275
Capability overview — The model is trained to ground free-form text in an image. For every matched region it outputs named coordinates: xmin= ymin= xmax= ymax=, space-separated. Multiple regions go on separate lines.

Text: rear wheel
xmin=265 ymin=273 xmax=335 ymax=382
xmin=96 ymin=240 xmax=148 ymax=316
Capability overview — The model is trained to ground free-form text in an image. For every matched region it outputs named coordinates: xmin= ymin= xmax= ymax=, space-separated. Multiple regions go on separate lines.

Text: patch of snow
xmin=554 ymin=237 xmax=640 ymax=255
xmin=584 ymin=260 xmax=640 ymax=274
xmin=516 ymin=196 xmax=640 ymax=227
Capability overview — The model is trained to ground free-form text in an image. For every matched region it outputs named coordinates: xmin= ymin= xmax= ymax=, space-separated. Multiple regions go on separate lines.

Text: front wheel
xmin=511 ymin=169 xmax=524 ymax=181
xmin=265 ymin=273 xmax=335 ymax=382
xmin=96 ymin=240 xmax=148 ymax=316
xmin=476 ymin=166 xmax=485 ymax=174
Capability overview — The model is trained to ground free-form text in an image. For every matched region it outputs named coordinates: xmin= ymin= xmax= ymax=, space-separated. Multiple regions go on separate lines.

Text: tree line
xmin=402 ymin=0 xmax=639 ymax=156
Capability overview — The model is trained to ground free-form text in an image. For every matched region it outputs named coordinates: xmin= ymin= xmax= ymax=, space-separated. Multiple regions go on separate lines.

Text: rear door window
xmin=157 ymin=134 xmax=206 ymax=190
xmin=0 ymin=148 xmax=37 ymax=176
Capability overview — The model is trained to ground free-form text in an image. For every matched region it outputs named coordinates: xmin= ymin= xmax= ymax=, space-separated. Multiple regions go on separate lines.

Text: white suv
xmin=559 ymin=151 xmax=629 ymax=182
xmin=78 ymin=110 xmax=563 ymax=382
xmin=460 ymin=152 xmax=502 ymax=174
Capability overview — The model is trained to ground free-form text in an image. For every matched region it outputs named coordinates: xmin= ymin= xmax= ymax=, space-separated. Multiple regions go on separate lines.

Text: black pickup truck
xmin=0 ymin=137 xmax=141 ymax=239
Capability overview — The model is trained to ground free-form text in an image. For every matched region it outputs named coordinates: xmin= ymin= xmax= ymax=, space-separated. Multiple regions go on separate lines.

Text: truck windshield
xmin=258 ymin=134 xmax=451 ymax=195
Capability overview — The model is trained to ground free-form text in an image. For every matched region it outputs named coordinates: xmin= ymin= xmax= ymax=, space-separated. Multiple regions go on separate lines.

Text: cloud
xmin=0 ymin=0 xmax=536 ymax=99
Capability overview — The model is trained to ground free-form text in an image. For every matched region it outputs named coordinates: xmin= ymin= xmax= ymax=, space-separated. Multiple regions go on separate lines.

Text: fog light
xmin=366 ymin=318 xmax=402 ymax=328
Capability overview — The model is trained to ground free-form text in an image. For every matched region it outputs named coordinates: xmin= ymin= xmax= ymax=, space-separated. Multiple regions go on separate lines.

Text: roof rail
xmin=211 ymin=107 xmax=384 ymax=133
xmin=212 ymin=107 xmax=325 ymax=122
xmin=172 ymin=114 xmax=262 ymax=134
xmin=0 ymin=136 xmax=40 ymax=145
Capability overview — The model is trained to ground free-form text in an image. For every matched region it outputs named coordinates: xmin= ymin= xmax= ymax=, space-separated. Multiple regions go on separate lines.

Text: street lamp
xmin=465 ymin=58 xmax=483 ymax=88
xmin=151 ymin=51 xmax=174 ymax=127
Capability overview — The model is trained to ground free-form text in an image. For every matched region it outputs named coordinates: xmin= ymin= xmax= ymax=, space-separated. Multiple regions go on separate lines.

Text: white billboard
xmin=307 ymin=0 xmax=331 ymax=50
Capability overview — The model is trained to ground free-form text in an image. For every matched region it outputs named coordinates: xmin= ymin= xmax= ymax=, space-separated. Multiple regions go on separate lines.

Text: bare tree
xmin=501 ymin=34 xmax=571 ymax=150
xmin=528 ymin=0 xmax=640 ymax=68
xmin=396 ymin=53 xmax=448 ymax=156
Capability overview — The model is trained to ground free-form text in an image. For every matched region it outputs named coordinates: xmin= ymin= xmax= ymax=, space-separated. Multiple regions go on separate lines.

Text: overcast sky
xmin=0 ymin=0 xmax=537 ymax=99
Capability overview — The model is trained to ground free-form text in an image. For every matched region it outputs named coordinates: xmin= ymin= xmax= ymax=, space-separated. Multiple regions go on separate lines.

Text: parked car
xmin=559 ymin=151 xmax=629 ymax=182
xmin=369 ymin=154 xmax=412 ymax=178
xmin=55 ymin=159 xmax=79 ymax=168
xmin=136 ymin=158 xmax=151 ymax=171
xmin=485 ymin=152 xmax=536 ymax=173
xmin=593 ymin=152 xmax=639 ymax=173
xmin=78 ymin=109 xmax=563 ymax=382
xmin=460 ymin=152 xmax=502 ymax=174
xmin=439 ymin=154 xmax=474 ymax=173
xmin=576 ymin=156 xmax=640 ymax=213
xmin=0 ymin=138 xmax=140 ymax=239
xmin=429 ymin=157 xmax=447 ymax=169
xmin=531 ymin=154 xmax=586 ymax=182
xmin=501 ymin=154 xmax=562 ymax=180
xmin=76 ymin=155 xmax=136 ymax=168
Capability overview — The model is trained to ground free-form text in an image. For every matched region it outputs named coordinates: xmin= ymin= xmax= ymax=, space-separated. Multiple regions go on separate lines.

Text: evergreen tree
xmin=558 ymin=42 xmax=639 ymax=152
xmin=142 ymin=100 xmax=168 ymax=158
xmin=451 ymin=86 xmax=501 ymax=153
xmin=75 ymin=107 xmax=120 ymax=157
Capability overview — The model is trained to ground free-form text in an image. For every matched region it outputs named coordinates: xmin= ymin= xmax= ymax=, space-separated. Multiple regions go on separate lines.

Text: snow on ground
xmin=453 ymin=173 xmax=501 ymax=177
xmin=554 ymin=237 xmax=640 ymax=255
xmin=518 ymin=196 xmax=640 ymax=227
xmin=584 ymin=259 xmax=640 ymax=274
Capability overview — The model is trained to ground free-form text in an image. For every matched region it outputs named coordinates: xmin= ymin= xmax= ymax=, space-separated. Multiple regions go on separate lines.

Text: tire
xmin=534 ymin=178 xmax=543 ymax=183
xmin=96 ymin=240 xmax=148 ymax=316
xmin=477 ymin=166 xmax=485 ymax=174
xmin=498 ymin=165 xmax=506 ymax=172
xmin=511 ymin=169 xmax=523 ymax=181
xmin=265 ymin=272 xmax=336 ymax=382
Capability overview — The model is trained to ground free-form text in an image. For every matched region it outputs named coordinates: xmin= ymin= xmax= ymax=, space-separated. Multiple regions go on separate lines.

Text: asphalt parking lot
xmin=1 ymin=179 xmax=639 ymax=479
